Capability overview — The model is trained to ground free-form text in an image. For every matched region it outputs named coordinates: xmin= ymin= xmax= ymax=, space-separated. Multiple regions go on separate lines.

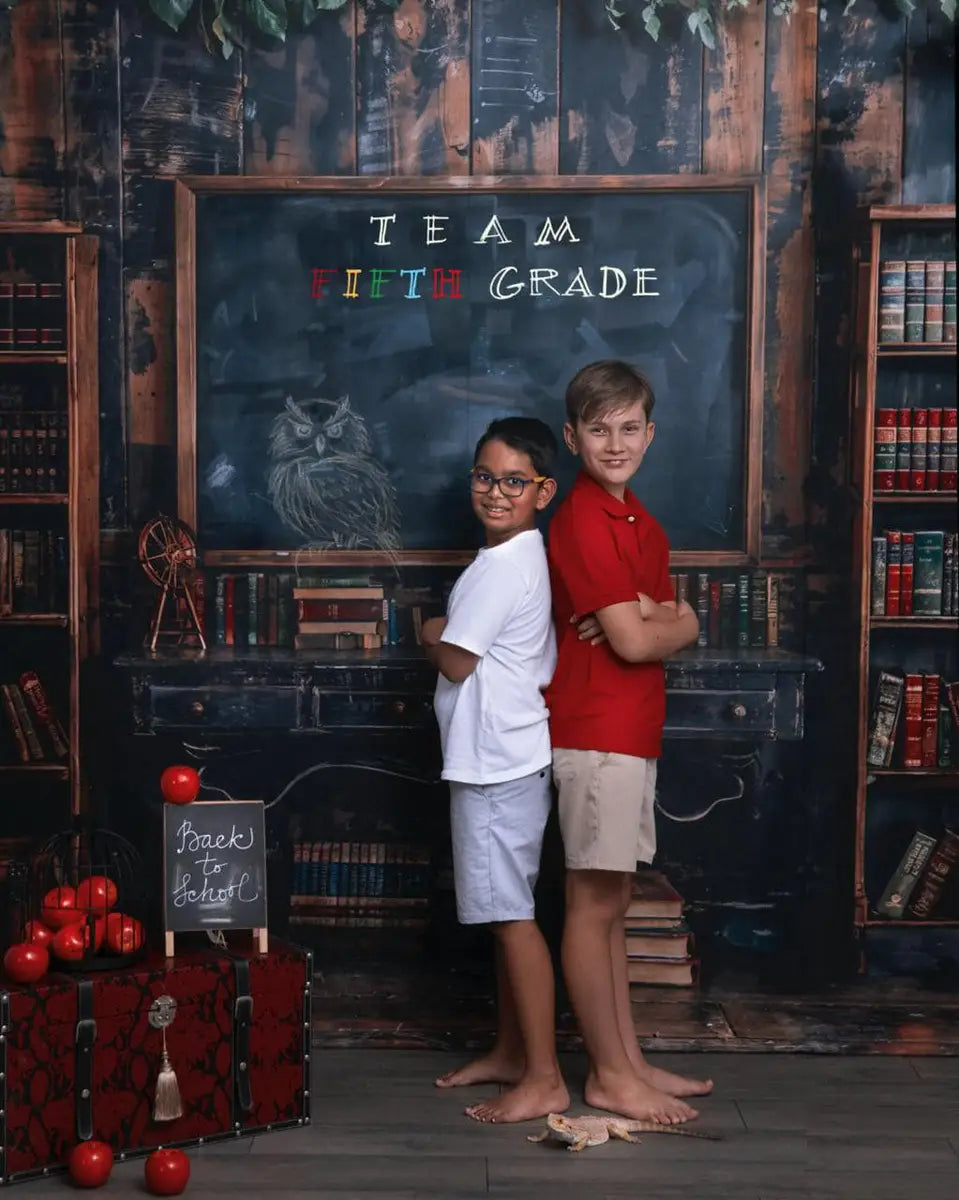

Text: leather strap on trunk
xmin=232 ymin=959 xmax=254 ymax=1116
xmin=74 ymin=979 xmax=96 ymax=1141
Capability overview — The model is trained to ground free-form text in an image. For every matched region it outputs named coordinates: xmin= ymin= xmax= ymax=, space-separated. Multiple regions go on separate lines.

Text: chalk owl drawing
xmin=266 ymin=395 xmax=401 ymax=550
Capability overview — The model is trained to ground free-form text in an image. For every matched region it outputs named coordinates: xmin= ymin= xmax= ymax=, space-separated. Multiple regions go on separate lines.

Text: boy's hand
xmin=571 ymin=611 xmax=606 ymax=645
xmin=420 ymin=616 xmax=447 ymax=648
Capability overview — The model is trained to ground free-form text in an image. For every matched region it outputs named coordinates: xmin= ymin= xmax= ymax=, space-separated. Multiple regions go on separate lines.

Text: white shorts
xmin=552 ymin=749 xmax=657 ymax=872
xmin=449 ymin=768 xmax=552 ymax=925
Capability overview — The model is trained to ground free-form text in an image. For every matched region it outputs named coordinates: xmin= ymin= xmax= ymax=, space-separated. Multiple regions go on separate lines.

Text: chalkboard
xmin=177 ymin=178 xmax=763 ymax=560
xmin=163 ymin=799 xmax=268 ymax=936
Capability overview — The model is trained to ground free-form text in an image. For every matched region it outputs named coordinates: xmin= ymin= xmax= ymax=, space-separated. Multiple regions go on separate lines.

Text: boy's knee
xmin=566 ymin=868 xmax=627 ymax=918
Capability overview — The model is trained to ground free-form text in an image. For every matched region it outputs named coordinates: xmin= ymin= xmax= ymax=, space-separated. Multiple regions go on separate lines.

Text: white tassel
xmin=152 ymin=1028 xmax=183 ymax=1122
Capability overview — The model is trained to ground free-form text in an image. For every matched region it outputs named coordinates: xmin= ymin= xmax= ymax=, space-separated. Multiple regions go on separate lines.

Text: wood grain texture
xmin=471 ymin=0 xmax=558 ymax=174
xmin=356 ymin=0 xmax=470 ymax=175
xmin=245 ymin=5 xmax=356 ymax=175
xmin=761 ymin=0 xmax=817 ymax=556
xmin=61 ymin=0 xmax=125 ymax=529
xmin=125 ymin=270 xmax=176 ymax=523
xmin=559 ymin=4 xmax=701 ymax=175
xmin=0 ymin=0 xmax=64 ymax=218
xmin=703 ymin=2 xmax=766 ymax=176
xmin=902 ymin=7 xmax=956 ymax=204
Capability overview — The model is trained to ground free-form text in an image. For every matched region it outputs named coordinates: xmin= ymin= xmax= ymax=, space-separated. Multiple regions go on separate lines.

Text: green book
xmin=913 ymin=530 xmax=945 ymax=615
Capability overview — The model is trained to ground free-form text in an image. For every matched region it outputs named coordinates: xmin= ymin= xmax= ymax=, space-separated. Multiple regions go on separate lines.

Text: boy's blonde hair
xmin=565 ymin=360 xmax=655 ymax=426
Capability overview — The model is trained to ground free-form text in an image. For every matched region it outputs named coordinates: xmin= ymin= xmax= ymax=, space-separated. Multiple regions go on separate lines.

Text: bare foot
xmin=435 ymin=1052 xmax=524 ymax=1089
xmin=465 ymin=1077 xmax=570 ymax=1125
xmin=634 ymin=1061 xmax=713 ymax=1099
xmin=585 ymin=1069 xmax=698 ymax=1125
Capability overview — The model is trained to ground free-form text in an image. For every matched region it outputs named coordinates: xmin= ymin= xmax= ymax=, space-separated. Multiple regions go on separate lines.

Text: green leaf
xmin=247 ymin=0 xmax=288 ymax=40
xmin=148 ymin=0 xmax=197 ymax=32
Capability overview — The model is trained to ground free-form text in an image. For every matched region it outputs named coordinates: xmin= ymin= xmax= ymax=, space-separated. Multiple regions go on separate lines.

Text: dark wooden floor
xmin=18 ymin=1049 xmax=959 ymax=1198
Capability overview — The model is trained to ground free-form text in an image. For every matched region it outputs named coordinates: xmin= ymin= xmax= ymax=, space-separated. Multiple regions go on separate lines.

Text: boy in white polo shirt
xmin=421 ymin=416 xmax=569 ymax=1125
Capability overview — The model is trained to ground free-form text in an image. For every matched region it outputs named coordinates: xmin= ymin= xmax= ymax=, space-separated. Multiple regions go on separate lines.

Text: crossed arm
xmin=574 ymin=594 xmax=700 ymax=663
xmin=420 ymin=616 xmax=479 ymax=683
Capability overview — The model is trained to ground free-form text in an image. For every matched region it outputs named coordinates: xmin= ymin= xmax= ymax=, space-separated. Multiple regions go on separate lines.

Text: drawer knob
xmin=189 ymin=700 xmax=206 ymax=717
xmin=391 ymin=699 xmax=407 ymax=715
xmin=728 ymin=702 xmax=747 ymax=721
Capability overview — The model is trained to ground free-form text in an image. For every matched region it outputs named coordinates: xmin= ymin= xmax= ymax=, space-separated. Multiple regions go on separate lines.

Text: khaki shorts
xmin=552 ymin=749 xmax=657 ymax=872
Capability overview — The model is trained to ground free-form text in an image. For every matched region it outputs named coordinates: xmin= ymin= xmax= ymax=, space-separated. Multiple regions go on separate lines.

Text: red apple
xmin=75 ymin=875 xmax=119 ymax=914
xmin=3 ymin=941 xmax=50 ymax=984
xmin=51 ymin=922 xmax=92 ymax=962
xmin=144 ymin=1147 xmax=190 ymax=1195
xmin=104 ymin=912 xmax=145 ymax=955
xmin=41 ymin=885 xmax=84 ymax=929
xmin=68 ymin=1139 xmax=114 ymax=1188
xmin=23 ymin=919 xmax=54 ymax=948
xmin=160 ymin=765 xmax=200 ymax=805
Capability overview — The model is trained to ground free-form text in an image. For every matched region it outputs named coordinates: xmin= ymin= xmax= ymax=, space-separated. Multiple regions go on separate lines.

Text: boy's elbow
xmin=440 ymin=662 xmax=474 ymax=684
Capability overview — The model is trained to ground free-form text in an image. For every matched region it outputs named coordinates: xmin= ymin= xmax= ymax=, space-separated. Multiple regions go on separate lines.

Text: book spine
xmin=904 ymin=260 xmax=926 ymax=342
xmin=923 ymin=260 xmax=945 ymax=342
xmin=878 ymin=259 xmax=906 ymax=343
xmin=866 ymin=670 xmax=904 ymax=768
xmin=884 ymin=530 xmax=902 ymax=616
xmin=873 ymin=408 xmax=897 ymax=492
xmin=913 ymin=530 xmax=945 ymax=615
xmin=14 ymin=282 xmax=38 ymax=349
xmin=694 ymin=573 xmax=709 ymax=647
xmin=900 ymin=531 xmax=914 ymax=617
xmin=7 ymin=684 xmax=43 ymax=760
xmin=944 ymin=534 xmax=956 ymax=619
xmin=877 ymin=830 xmax=938 ymax=918
xmin=944 ymin=260 xmax=957 ymax=343
xmin=0 ymin=683 xmax=31 ymax=763
xmin=920 ymin=675 xmax=940 ymax=769
xmin=940 ymin=409 xmax=957 ymax=491
xmin=902 ymin=673 xmax=923 ymax=769
xmin=926 ymin=408 xmax=942 ymax=490
xmin=895 ymin=408 xmax=912 ymax=490
xmin=910 ymin=407 xmax=928 ymax=490
xmin=0 ymin=281 xmax=14 ymax=348
xmin=909 ymin=829 xmax=959 ymax=919
xmin=18 ymin=670 xmax=68 ymax=758
xmin=748 ymin=570 xmax=767 ymax=647
xmin=938 ymin=680 xmax=955 ymax=767
xmin=736 ymin=573 xmax=750 ymax=648
xmin=766 ymin=572 xmax=780 ymax=648
xmin=870 ymin=537 xmax=887 ymax=616
xmin=719 ymin=580 xmax=737 ymax=649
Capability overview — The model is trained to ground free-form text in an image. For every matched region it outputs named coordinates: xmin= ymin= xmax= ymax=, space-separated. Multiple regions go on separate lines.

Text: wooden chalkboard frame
xmin=175 ymin=175 xmax=765 ymax=567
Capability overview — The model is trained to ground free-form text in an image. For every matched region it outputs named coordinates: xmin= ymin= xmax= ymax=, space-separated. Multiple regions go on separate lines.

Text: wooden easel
xmin=164 ymin=927 xmax=269 ymax=957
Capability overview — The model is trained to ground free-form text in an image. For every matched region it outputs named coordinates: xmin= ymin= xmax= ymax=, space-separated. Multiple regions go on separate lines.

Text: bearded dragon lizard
xmin=527 ymin=1112 xmax=723 ymax=1152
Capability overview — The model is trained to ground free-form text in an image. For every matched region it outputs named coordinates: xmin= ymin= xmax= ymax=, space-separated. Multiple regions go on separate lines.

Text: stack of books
xmin=870 ymin=529 xmax=958 ymax=617
xmin=293 ymin=581 xmax=388 ymax=650
xmin=625 ymin=870 xmax=697 ymax=988
xmin=873 ymin=407 xmax=958 ymax=494
xmin=879 ymin=259 xmax=957 ymax=344
xmin=866 ymin=671 xmax=959 ymax=769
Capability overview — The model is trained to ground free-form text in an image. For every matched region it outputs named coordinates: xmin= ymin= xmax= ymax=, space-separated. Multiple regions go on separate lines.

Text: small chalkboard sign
xmin=162 ymin=799 xmax=268 ymax=955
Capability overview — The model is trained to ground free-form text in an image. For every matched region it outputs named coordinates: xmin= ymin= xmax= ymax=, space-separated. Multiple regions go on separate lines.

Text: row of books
xmin=876 ymin=828 xmax=958 ymax=920
xmin=873 ymin=408 xmax=958 ymax=494
xmin=870 ymin=530 xmax=958 ymax=617
xmin=673 ymin=569 xmax=803 ymax=652
xmin=866 ymin=671 xmax=959 ymax=769
xmin=0 ymin=672 xmax=68 ymax=763
xmin=0 ymin=280 xmax=66 ymax=352
xmin=878 ymin=259 xmax=957 ymax=344
xmin=0 ymin=528 xmax=68 ymax=615
xmin=0 ymin=411 xmax=69 ymax=494
xmin=624 ymin=871 xmax=697 ymax=988
xmin=294 ymin=583 xmax=388 ymax=651
xmin=288 ymin=840 xmax=431 ymax=929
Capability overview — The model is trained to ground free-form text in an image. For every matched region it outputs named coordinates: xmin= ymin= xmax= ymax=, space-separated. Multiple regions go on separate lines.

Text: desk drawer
xmin=146 ymin=685 xmax=302 ymax=731
xmin=316 ymin=691 xmax=435 ymax=729
xmin=665 ymin=687 xmax=776 ymax=738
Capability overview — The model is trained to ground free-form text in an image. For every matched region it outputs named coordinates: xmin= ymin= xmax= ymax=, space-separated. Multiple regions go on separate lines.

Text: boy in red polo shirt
xmin=545 ymin=360 xmax=711 ymax=1125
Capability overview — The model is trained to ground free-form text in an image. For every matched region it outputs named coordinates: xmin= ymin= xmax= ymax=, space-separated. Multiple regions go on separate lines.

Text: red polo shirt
xmin=545 ymin=472 xmax=673 ymax=758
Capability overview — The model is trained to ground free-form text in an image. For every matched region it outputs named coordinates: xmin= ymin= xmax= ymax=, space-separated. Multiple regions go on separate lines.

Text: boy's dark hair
xmin=565 ymin=360 xmax=656 ymax=425
xmin=474 ymin=417 xmax=558 ymax=479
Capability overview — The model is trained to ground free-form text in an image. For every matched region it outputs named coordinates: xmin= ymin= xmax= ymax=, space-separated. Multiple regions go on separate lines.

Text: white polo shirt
xmin=434 ymin=529 xmax=556 ymax=785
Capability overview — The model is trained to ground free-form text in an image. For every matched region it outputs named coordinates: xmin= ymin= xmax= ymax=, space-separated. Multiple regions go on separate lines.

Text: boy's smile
xmin=563 ymin=401 xmax=654 ymax=500
xmin=471 ymin=438 xmax=555 ymax=545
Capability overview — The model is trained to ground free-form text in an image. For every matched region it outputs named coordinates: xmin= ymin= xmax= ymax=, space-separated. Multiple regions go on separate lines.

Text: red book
xmin=224 ymin=574 xmax=235 ymax=646
xmin=900 ymin=531 xmax=915 ymax=615
xmin=884 ymin=531 xmax=902 ymax=616
xmin=910 ymin=408 xmax=928 ymax=490
xmin=708 ymin=581 xmax=722 ymax=648
xmin=920 ymin=675 xmax=940 ymax=768
xmin=895 ymin=408 xmax=912 ymax=490
xmin=873 ymin=408 xmax=897 ymax=492
xmin=940 ymin=408 xmax=957 ymax=491
xmin=902 ymin=673 xmax=923 ymax=768
xmin=910 ymin=829 xmax=959 ymax=919
xmin=296 ymin=598 xmax=387 ymax=622
xmin=926 ymin=408 xmax=942 ymax=490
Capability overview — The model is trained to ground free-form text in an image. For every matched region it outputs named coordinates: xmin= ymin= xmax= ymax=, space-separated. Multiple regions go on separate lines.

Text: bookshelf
xmin=851 ymin=205 xmax=958 ymax=947
xmin=0 ymin=223 xmax=99 ymax=831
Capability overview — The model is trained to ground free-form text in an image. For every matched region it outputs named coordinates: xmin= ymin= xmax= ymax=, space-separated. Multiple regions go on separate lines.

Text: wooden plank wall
xmin=0 ymin=0 xmax=953 ymax=954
